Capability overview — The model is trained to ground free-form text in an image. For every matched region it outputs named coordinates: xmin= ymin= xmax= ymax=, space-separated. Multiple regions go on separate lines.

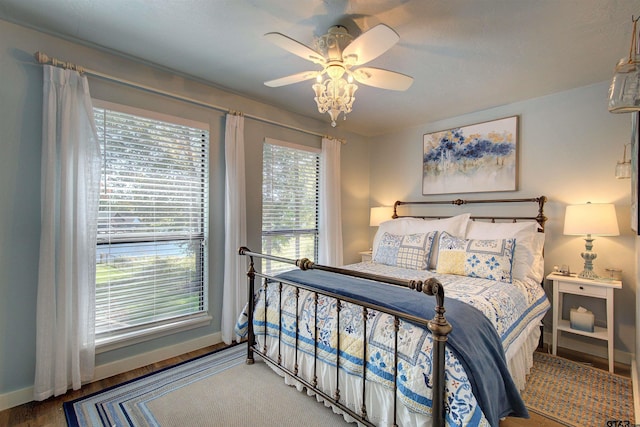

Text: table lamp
xmin=563 ymin=203 xmax=619 ymax=279
xmin=369 ymin=206 xmax=393 ymax=251
xmin=370 ymin=206 xmax=393 ymax=227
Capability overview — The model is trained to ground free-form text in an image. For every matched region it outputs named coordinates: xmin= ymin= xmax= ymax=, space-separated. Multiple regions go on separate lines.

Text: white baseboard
xmin=0 ymin=332 xmax=221 ymax=412
xmin=542 ymin=331 xmax=633 ymax=365
xmin=0 ymin=387 xmax=35 ymax=413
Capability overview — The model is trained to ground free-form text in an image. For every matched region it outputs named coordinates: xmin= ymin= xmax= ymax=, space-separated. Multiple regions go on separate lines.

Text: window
xmin=262 ymin=139 xmax=320 ymax=274
xmin=94 ymin=102 xmax=209 ymax=346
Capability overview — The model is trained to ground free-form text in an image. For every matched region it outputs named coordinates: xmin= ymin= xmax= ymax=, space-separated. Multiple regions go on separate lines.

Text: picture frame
xmin=422 ymin=116 xmax=518 ymax=195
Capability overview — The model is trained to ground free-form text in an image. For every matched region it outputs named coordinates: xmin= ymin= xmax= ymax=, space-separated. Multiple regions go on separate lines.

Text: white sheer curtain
xmin=34 ymin=65 xmax=101 ymax=400
xmin=318 ymin=137 xmax=343 ymax=266
xmin=221 ymin=113 xmax=247 ymax=344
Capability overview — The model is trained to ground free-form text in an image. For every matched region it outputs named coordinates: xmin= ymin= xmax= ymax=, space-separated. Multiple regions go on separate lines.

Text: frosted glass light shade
xmin=608 ymin=57 xmax=640 ymax=113
xmin=370 ymin=206 xmax=393 ymax=227
xmin=616 ymin=160 xmax=632 ymax=179
xmin=563 ymin=203 xmax=619 ymax=236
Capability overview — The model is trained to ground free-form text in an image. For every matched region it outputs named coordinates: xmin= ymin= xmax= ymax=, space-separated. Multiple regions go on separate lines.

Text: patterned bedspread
xmin=235 ymin=262 xmax=549 ymax=426
xmin=346 ymin=262 xmax=549 ymax=352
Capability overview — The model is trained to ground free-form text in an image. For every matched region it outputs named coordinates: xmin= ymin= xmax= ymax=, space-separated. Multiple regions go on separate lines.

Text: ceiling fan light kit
xmin=312 ymin=75 xmax=358 ymax=127
xmin=264 ymin=23 xmax=413 ymax=127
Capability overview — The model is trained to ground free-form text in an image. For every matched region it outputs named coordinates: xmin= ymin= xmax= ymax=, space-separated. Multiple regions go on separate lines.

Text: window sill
xmin=96 ymin=313 xmax=213 ymax=354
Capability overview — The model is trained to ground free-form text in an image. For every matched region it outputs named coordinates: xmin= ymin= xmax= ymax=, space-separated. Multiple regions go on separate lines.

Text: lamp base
xmin=579 ymin=235 xmax=598 ymax=279
xmin=577 ymin=268 xmax=598 ymax=280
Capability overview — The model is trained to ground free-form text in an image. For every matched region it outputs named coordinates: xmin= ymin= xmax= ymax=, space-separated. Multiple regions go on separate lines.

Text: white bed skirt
xmin=254 ymin=318 xmax=542 ymax=427
xmin=506 ymin=320 xmax=541 ymax=392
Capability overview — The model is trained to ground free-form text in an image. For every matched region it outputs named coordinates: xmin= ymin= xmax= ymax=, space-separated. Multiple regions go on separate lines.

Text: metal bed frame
xmin=394 ymin=196 xmax=547 ymax=231
xmin=239 ymin=196 xmax=547 ymax=427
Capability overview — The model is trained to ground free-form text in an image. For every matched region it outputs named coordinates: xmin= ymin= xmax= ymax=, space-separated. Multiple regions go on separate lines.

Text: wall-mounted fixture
xmin=563 ymin=203 xmax=619 ymax=279
xmin=615 ymin=143 xmax=631 ymax=179
xmin=608 ymin=16 xmax=640 ymax=113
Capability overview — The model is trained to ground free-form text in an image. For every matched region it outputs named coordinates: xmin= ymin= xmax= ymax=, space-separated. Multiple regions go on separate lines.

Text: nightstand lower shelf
xmin=547 ymin=272 xmax=621 ymax=373
xmin=556 ymin=319 xmax=608 ymax=340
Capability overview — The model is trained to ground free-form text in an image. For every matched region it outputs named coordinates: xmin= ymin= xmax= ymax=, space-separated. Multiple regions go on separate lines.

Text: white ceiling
xmin=0 ymin=0 xmax=637 ymax=136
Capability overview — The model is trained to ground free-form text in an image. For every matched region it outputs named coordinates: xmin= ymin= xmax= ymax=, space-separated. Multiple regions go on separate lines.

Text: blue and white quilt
xmin=235 ymin=262 xmax=549 ymax=427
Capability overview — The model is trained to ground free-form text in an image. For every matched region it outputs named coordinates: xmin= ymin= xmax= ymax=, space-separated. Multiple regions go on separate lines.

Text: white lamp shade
xmin=370 ymin=206 xmax=393 ymax=227
xmin=563 ymin=203 xmax=620 ymax=236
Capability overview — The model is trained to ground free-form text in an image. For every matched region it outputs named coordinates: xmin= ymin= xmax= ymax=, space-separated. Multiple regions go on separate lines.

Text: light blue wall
xmin=368 ymin=84 xmax=636 ymax=359
xmin=0 ymin=19 xmax=369 ymax=399
xmin=0 ymin=22 xmax=44 ymax=400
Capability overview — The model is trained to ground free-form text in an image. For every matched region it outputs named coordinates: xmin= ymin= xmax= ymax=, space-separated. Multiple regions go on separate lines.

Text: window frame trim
xmin=93 ymin=99 xmax=211 ymax=348
xmin=93 ymin=99 xmax=209 ymax=130
xmin=264 ymin=137 xmax=321 ymax=154
xmin=96 ymin=312 xmax=212 ymax=353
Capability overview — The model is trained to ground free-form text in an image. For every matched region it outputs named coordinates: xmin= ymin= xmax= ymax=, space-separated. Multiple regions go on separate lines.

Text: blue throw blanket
xmin=277 ymin=269 xmax=528 ymax=426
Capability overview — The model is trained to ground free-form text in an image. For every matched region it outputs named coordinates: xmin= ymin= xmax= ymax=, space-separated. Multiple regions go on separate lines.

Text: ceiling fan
xmin=264 ymin=24 xmax=414 ymax=127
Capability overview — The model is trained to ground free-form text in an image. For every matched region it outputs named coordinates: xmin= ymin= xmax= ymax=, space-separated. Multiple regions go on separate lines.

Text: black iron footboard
xmin=239 ymin=247 xmax=452 ymax=427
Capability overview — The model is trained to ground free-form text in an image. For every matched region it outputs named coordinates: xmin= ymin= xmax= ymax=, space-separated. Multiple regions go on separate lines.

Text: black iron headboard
xmin=392 ymin=196 xmax=548 ymax=231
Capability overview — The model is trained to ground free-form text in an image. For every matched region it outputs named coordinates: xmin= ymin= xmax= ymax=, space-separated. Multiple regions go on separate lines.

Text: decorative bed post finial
xmin=537 ymin=196 xmax=547 ymax=229
xmin=393 ymin=201 xmax=401 ymax=219
xmin=296 ymin=258 xmax=315 ymax=270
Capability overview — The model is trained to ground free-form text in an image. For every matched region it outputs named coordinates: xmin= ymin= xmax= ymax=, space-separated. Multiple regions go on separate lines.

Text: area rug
xmin=64 ymin=344 xmax=350 ymax=426
xmin=521 ymin=352 xmax=635 ymax=427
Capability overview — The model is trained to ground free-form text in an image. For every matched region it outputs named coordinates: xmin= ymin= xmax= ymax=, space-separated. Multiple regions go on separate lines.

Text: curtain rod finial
xmin=34 ymin=51 xmax=49 ymax=64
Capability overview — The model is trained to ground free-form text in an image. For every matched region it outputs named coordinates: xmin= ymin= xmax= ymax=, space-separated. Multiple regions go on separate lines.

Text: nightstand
xmin=359 ymin=250 xmax=372 ymax=262
xmin=547 ymin=272 xmax=621 ymax=372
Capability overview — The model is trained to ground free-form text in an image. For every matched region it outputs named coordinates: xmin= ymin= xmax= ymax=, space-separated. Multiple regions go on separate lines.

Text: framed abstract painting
xmin=422 ymin=116 xmax=518 ymax=195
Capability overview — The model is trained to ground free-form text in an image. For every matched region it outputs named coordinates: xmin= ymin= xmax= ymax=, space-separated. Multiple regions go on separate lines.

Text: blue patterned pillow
xmin=373 ymin=232 xmax=436 ymax=270
xmin=435 ymin=231 xmax=515 ymax=282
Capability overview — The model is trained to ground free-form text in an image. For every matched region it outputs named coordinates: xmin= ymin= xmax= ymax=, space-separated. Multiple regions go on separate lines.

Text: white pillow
xmin=529 ymin=233 xmax=546 ymax=283
xmin=372 ymin=213 xmax=471 ymax=269
xmin=465 ymin=220 xmax=544 ymax=282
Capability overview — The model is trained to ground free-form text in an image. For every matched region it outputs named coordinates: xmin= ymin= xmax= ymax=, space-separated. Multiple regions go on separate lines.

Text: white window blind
xmin=94 ymin=105 xmax=209 ymax=339
xmin=262 ymin=140 xmax=319 ymax=274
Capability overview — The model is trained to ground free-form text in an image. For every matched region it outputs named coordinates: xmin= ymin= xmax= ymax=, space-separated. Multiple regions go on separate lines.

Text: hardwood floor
xmin=0 ymin=344 xmax=630 ymax=427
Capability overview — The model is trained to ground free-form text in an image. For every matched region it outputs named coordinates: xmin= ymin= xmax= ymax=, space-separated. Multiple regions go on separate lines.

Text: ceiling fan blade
xmin=351 ymin=67 xmax=414 ymax=91
xmin=264 ymin=32 xmax=326 ymax=65
xmin=264 ymin=71 xmax=319 ymax=87
xmin=342 ymin=24 xmax=400 ymax=66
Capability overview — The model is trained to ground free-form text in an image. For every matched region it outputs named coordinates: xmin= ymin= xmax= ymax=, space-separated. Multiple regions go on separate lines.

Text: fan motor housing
xmin=315 ymin=25 xmax=353 ymax=61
